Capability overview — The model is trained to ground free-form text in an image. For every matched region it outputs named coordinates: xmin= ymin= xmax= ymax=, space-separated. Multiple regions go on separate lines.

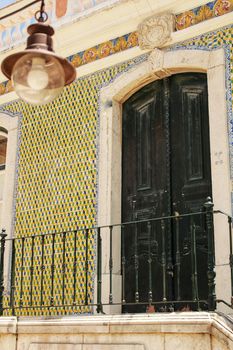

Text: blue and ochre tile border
xmin=67 ymin=32 xmax=138 ymax=68
xmin=176 ymin=0 xmax=233 ymax=30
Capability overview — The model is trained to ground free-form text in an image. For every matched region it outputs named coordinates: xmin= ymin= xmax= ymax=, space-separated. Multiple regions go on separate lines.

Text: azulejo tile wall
xmin=2 ymin=57 xmax=145 ymax=316
xmin=2 ymin=25 xmax=233 ymax=316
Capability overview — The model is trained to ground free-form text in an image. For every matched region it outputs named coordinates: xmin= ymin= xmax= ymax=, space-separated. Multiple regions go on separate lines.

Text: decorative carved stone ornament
xmin=148 ymin=48 xmax=171 ymax=79
xmin=138 ymin=13 xmax=175 ymax=50
xmin=148 ymin=48 xmax=164 ymax=71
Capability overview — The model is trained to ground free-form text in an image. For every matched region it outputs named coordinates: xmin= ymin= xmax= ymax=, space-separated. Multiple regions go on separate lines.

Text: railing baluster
xmin=175 ymin=215 xmax=181 ymax=301
xmin=62 ymin=232 xmax=66 ymax=306
xmin=147 ymin=221 xmax=152 ymax=305
xmin=19 ymin=237 xmax=25 ymax=308
xmin=134 ymin=222 xmax=139 ymax=303
xmin=121 ymin=225 xmax=126 ymax=305
xmin=161 ymin=219 xmax=167 ymax=301
xmin=0 ymin=230 xmax=7 ymax=315
xmin=50 ymin=233 xmax=55 ymax=306
xmin=109 ymin=226 xmax=113 ymax=304
xmin=85 ymin=229 xmax=89 ymax=305
xmin=204 ymin=197 xmax=216 ymax=311
xmin=40 ymin=234 xmax=45 ymax=307
xmin=191 ymin=217 xmax=195 ymax=300
xmin=228 ymin=216 xmax=233 ymax=306
xmin=166 ymin=217 xmax=173 ymax=286
xmin=72 ymin=230 xmax=77 ymax=306
xmin=10 ymin=238 xmax=15 ymax=315
xmin=30 ymin=235 xmax=35 ymax=307
xmin=191 ymin=218 xmax=199 ymax=309
xmin=97 ymin=227 xmax=103 ymax=313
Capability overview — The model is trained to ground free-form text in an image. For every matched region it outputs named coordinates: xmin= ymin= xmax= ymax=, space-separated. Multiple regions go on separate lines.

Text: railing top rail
xmin=3 ymin=208 xmax=231 ymax=242
xmin=214 ymin=209 xmax=232 ymax=219
xmin=4 ymin=210 xmax=212 ymax=241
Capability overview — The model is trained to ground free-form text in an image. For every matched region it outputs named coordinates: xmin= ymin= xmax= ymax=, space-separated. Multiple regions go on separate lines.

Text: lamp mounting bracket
xmin=35 ymin=0 xmax=48 ymax=23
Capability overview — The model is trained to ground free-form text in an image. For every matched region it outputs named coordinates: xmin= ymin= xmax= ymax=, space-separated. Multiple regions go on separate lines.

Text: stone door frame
xmin=97 ymin=48 xmax=231 ymax=314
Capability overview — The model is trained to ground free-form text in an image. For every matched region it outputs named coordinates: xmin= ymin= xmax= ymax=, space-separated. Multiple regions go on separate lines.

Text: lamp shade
xmin=1 ymin=23 xmax=76 ymax=105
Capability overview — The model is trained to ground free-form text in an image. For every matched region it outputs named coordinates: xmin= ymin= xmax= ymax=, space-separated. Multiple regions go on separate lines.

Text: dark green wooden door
xmin=122 ymin=73 xmax=212 ymax=312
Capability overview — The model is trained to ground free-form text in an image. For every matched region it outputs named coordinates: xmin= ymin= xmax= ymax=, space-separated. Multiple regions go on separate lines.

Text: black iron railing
xmin=0 ymin=198 xmax=232 ymax=316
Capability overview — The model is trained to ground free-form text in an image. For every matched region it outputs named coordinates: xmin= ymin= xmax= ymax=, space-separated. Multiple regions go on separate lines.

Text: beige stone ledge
xmin=1 ymin=313 xmax=233 ymax=350
xmin=0 ymin=317 xmax=16 ymax=334
xmin=29 ymin=345 xmax=145 ymax=350
xmin=14 ymin=312 xmax=231 ymax=335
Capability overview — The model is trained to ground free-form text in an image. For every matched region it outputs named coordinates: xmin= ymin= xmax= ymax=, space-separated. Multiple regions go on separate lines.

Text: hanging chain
xmin=35 ymin=0 xmax=48 ymax=22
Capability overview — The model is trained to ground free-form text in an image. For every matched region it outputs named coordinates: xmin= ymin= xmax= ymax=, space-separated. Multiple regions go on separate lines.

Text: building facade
xmin=0 ymin=0 xmax=233 ymax=349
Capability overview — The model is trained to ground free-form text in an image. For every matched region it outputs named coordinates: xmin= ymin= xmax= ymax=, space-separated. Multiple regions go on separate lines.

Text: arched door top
xmin=100 ymin=48 xmax=225 ymax=107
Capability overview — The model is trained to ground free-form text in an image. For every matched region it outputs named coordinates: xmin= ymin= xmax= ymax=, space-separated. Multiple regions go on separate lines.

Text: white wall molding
xmin=0 ymin=111 xmax=19 ymax=289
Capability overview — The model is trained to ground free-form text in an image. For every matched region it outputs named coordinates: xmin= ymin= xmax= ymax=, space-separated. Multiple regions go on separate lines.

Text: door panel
xmin=122 ymin=73 xmax=212 ymax=312
xmin=122 ymin=79 xmax=170 ymax=220
xmin=170 ymin=74 xmax=211 ymax=214
xmin=122 ymin=80 xmax=168 ymax=312
xmin=170 ymin=75 xmax=211 ymax=303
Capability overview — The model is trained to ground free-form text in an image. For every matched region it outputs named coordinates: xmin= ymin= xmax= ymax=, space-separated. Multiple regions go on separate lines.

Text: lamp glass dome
xmin=11 ymin=52 xmax=65 ymax=105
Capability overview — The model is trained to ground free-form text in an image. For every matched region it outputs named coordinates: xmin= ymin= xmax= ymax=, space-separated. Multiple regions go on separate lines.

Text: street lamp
xmin=1 ymin=0 xmax=76 ymax=105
